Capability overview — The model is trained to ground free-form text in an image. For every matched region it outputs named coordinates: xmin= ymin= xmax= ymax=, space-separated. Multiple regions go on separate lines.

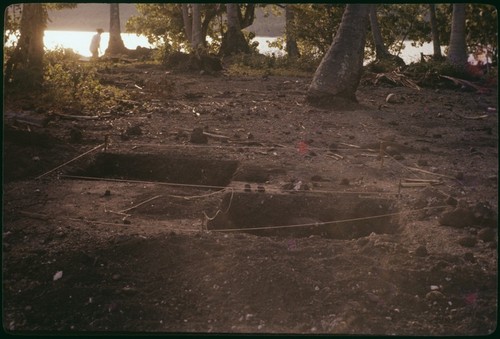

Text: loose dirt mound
xmin=3 ymin=62 xmax=497 ymax=335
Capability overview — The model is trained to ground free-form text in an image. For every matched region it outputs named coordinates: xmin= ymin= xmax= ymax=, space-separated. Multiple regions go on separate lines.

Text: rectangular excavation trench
xmin=69 ymin=152 xmax=239 ymax=187
xmin=207 ymin=192 xmax=400 ymax=239
xmin=64 ymin=152 xmax=240 ymax=221
xmin=67 ymin=152 xmax=399 ymax=238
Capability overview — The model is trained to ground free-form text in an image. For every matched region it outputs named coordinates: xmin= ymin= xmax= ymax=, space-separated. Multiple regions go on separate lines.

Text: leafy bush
xmin=43 ymin=48 xmax=129 ymax=114
xmin=226 ymin=52 xmax=320 ymax=77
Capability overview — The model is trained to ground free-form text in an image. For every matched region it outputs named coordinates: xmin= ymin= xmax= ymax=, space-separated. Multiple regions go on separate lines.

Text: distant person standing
xmin=89 ymin=28 xmax=104 ymax=59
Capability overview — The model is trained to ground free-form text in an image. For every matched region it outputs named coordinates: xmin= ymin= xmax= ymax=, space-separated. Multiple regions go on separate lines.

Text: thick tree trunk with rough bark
xmin=5 ymin=3 xmax=46 ymax=89
xmin=219 ymin=3 xmax=250 ymax=56
xmin=307 ymin=4 xmax=370 ymax=105
xmin=447 ymin=4 xmax=467 ymax=66
xmin=429 ymin=4 xmax=443 ymax=60
xmin=285 ymin=5 xmax=300 ymax=58
xmin=191 ymin=4 xmax=202 ymax=50
xmin=369 ymin=5 xmax=389 ymax=59
xmin=182 ymin=4 xmax=192 ymax=43
xmin=369 ymin=5 xmax=405 ymax=66
xmin=105 ymin=4 xmax=128 ymax=56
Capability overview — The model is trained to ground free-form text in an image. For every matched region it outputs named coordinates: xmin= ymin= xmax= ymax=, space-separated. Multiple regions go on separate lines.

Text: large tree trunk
xmin=219 ymin=3 xmax=250 ymax=56
xmin=307 ymin=4 xmax=370 ymax=105
xmin=447 ymin=4 xmax=467 ymax=66
xmin=429 ymin=4 xmax=443 ymax=60
xmin=181 ymin=4 xmax=192 ymax=43
xmin=369 ymin=4 xmax=389 ymax=59
xmin=369 ymin=4 xmax=405 ymax=66
xmin=105 ymin=3 xmax=128 ymax=55
xmin=191 ymin=4 xmax=202 ymax=50
xmin=285 ymin=4 xmax=300 ymax=58
xmin=5 ymin=3 xmax=46 ymax=89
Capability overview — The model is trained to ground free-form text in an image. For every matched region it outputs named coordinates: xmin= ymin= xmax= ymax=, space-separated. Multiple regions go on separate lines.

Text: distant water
xmin=6 ymin=30 xmax=484 ymax=64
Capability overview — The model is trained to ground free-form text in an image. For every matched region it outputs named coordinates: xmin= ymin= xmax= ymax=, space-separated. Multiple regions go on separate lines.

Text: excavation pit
xmin=69 ymin=152 xmax=239 ymax=187
xmin=207 ymin=192 xmax=399 ymax=239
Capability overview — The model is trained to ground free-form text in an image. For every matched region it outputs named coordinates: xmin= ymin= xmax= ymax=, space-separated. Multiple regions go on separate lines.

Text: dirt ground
xmin=2 ymin=61 xmax=498 ymax=335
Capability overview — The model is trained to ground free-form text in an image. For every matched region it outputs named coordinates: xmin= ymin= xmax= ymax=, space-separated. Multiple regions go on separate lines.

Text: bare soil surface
xmin=2 ymin=62 xmax=498 ymax=335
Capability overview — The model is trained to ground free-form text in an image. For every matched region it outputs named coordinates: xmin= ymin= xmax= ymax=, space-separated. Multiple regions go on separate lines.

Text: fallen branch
xmin=404 ymin=178 xmax=442 ymax=184
xmin=18 ymin=211 xmax=51 ymax=220
xmin=400 ymin=181 xmax=443 ymax=188
xmin=203 ymin=131 xmax=231 ymax=140
xmin=440 ymin=75 xmax=490 ymax=93
xmin=326 ymin=153 xmax=344 ymax=160
xmin=376 ymin=71 xmax=421 ymax=90
xmin=454 ymin=112 xmax=489 ymax=120
xmin=339 ymin=142 xmax=361 ymax=149
xmin=53 ymin=112 xmax=103 ymax=120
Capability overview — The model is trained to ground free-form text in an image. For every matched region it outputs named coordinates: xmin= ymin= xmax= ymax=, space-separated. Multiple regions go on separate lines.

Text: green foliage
xmin=290 ymin=4 xmax=345 ymax=57
xmin=42 ymin=48 xmax=129 ymax=114
xmin=227 ymin=52 xmax=320 ymax=77
xmin=126 ymin=3 xmax=225 ymax=54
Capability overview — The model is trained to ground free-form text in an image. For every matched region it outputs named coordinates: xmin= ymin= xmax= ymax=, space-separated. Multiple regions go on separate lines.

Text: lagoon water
xmin=8 ymin=29 xmax=444 ymax=64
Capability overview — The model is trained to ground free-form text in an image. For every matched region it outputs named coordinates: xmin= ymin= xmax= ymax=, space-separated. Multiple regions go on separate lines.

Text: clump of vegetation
xmin=226 ymin=52 xmax=321 ymax=77
xmin=42 ymin=47 xmax=129 ymax=115
xmin=403 ymin=59 xmax=496 ymax=88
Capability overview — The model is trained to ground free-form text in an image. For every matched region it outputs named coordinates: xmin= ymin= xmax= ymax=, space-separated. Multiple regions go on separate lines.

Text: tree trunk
xmin=105 ymin=3 xmax=128 ymax=55
xmin=307 ymin=4 xmax=370 ymax=105
xmin=429 ymin=4 xmax=443 ymax=60
xmin=5 ymin=3 xmax=46 ymax=89
xmin=181 ymin=4 xmax=192 ymax=43
xmin=219 ymin=3 xmax=250 ymax=56
xmin=191 ymin=4 xmax=202 ymax=50
xmin=447 ymin=4 xmax=467 ymax=66
xmin=285 ymin=5 xmax=300 ymax=58
xmin=368 ymin=4 xmax=405 ymax=66
xmin=238 ymin=4 xmax=255 ymax=29
xmin=369 ymin=4 xmax=390 ymax=59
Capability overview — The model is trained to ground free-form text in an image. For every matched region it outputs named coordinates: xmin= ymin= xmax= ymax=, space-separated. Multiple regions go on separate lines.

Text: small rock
xmin=417 ymin=159 xmax=428 ymax=166
xmin=445 ymin=196 xmax=458 ymax=206
xmin=120 ymin=132 xmax=130 ymax=141
xmin=415 ymin=245 xmax=428 ymax=257
xmin=393 ymin=154 xmax=404 ymax=161
xmin=190 ymin=127 xmax=208 ymax=144
xmin=340 ymin=178 xmax=350 ymax=186
xmin=123 ymin=218 xmax=131 ymax=225
xmin=126 ymin=125 xmax=142 ymax=136
xmin=104 ymin=190 xmax=111 ymax=197
xmin=121 ymin=286 xmax=138 ymax=295
xmin=69 ymin=127 xmax=83 ymax=143
xmin=439 ymin=208 xmax=475 ymax=228
xmin=385 ymin=146 xmax=399 ymax=156
xmin=426 ymin=290 xmax=445 ymax=301
xmin=356 ymin=238 xmax=369 ymax=247
xmin=457 ymin=236 xmax=477 ymax=248
xmin=463 ymin=252 xmax=476 ymax=263
xmin=478 ymin=228 xmax=495 ymax=242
